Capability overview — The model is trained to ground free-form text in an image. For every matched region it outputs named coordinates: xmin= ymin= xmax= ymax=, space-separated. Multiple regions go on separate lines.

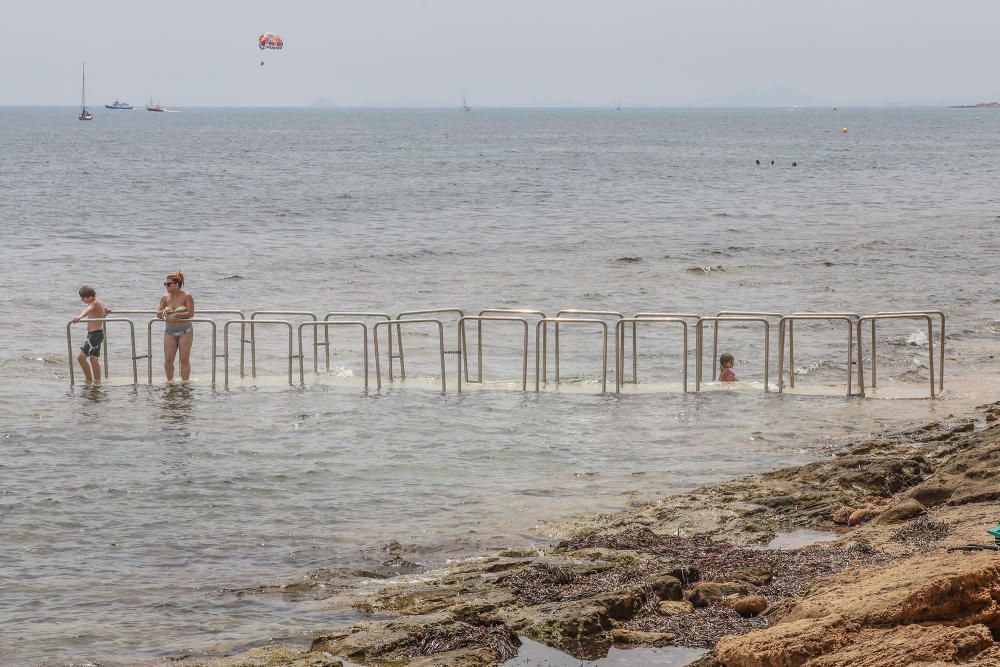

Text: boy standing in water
xmin=72 ymin=285 xmax=109 ymax=384
xmin=719 ymin=353 xmax=738 ymax=382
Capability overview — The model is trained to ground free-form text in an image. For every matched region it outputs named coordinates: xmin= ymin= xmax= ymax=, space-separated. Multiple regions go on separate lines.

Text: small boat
xmin=79 ymin=63 xmax=93 ymax=121
xmin=461 ymin=92 xmax=471 ymax=112
xmin=105 ymin=99 xmax=133 ymax=110
xmin=146 ymin=96 xmax=164 ymax=112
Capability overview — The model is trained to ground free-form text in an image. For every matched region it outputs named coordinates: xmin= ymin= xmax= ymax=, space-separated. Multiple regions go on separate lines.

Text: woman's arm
xmin=156 ymin=296 xmax=169 ymax=319
xmin=182 ymin=292 xmax=195 ymax=319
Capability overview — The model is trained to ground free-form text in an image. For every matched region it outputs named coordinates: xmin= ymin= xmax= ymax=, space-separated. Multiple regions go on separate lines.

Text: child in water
xmin=719 ymin=353 xmax=737 ymax=382
xmin=72 ymin=285 xmax=110 ymax=384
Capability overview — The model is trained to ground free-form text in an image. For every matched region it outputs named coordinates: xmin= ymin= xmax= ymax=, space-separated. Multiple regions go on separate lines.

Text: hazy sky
xmin=7 ymin=0 xmax=999 ymax=107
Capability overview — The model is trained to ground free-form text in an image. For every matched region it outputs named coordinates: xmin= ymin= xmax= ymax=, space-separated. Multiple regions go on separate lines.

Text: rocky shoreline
xmin=185 ymin=404 xmax=1000 ymax=667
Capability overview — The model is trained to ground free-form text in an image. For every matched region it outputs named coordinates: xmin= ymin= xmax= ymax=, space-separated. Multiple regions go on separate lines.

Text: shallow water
xmin=2 ymin=107 xmax=1000 ymax=664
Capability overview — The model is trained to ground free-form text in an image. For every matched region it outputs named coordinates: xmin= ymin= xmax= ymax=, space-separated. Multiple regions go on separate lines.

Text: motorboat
xmin=105 ymin=99 xmax=134 ymax=110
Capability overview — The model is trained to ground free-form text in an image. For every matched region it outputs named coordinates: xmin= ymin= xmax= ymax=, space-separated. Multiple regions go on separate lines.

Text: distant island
xmin=950 ymin=101 xmax=1000 ymax=108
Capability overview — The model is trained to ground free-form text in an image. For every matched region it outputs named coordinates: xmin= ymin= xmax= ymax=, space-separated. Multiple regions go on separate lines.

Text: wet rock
xmin=729 ymin=568 xmax=773 ymax=586
xmin=801 ymin=624 xmax=995 ymax=667
xmin=649 ymin=574 xmax=683 ymax=601
xmin=686 ymin=581 xmax=751 ymax=608
xmin=832 ymin=506 xmax=856 ymax=525
xmin=715 ymin=614 xmax=859 ymax=667
xmin=611 ymin=628 xmax=675 ymax=646
xmin=729 ymin=595 xmax=768 ymax=618
xmin=906 ymin=480 xmax=956 ymax=507
xmin=657 ymin=600 xmax=694 ymax=616
xmin=507 ymin=598 xmax=616 ymax=647
xmin=873 ymin=499 xmax=926 ymax=525
xmin=847 ymin=508 xmax=881 ymax=526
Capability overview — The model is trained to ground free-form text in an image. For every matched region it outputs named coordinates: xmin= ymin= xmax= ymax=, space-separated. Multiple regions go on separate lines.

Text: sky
xmin=5 ymin=0 xmax=999 ymax=107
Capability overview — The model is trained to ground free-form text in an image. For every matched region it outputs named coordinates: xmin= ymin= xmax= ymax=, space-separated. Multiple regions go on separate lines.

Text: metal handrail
xmin=374 ymin=319 xmax=447 ymax=391
xmin=783 ymin=312 xmax=859 ymax=389
xmin=553 ymin=310 xmax=623 ymax=383
xmin=536 ymin=318 xmax=609 ymax=393
xmin=396 ymin=309 xmax=466 ymax=382
xmin=630 ymin=312 xmax=700 ymax=384
xmin=476 ymin=309 xmax=547 ymax=383
xmin=66 ymin=318 xmax=139 ymax=386
xmin=323 ymin=312 xmax=392 ymax=379
xmin=147 ymin=318 xmax=218 ymax=385
xmin=250 ymin=311 xmax=318 ymax=377
xmin=777 ymin=315 xmax=854 ymax=396
xmin=857 ymin=313 xmax=936 ymax=398
xmin=615 ymin=318 xmax=689 ymax=395
xmin=458 ymin=316 xmax=530 ymax=391
xmin=713 ymin=311 xmax=781 ymax=381
xmin=298 ymin=321 xmax=369 ymax=390
xmin=224 ymin=320 xmax=295 ymax=388
xmin=871 ymin=310 xmax=945 ymax=392
xmin=115 ymin=309 xmax=247 ymax=377
xmin=697 ymin=317 xmax=770 ymax=391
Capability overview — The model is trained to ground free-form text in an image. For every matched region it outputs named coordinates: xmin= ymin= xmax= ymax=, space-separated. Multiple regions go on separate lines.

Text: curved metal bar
xmin=553 ymin=310 xmax=623 ymax=384
xmin=458 ymin=316 xmax=530 ymax=391
xmin=224 ymin=320 xmax=295 ymax=388
xmin=713 ymin=311 xmax=782 ymax=382
xmin=614 ymin=318 xmax=689 ymax=395
xmin=857 ymin=314 xmax=936 ymax=398
xmin=697 ymin=317 xmax=770 ymax=392
xmin=323 ymin=312 xmax=391 ymax=380
xmin=115 ymin=309 xmax=246 ymax=378
xmin=66 ymin=318 xmax=139 ymax=386
xmin=374 ymin=319 xmax=446 ymax=392
xmin=535 ymin=318 xmax=609 ymax=393
xmin=146 ymin=318 xmax=218 ymax=386
xmin=477 ymin=309 xmax=547 ymax=384
xmin=630 ymin=312 xmax=700 ymax=384
xmin=777 ymin=315 xmax=854 ymax=396
xmin=396 ymin=309 xmax=466 ymax=382
xmin=872 ymin=310 xmax=945 ymax=391
xmin=298 ymin=321 xmax=369 ymax=390
xmin=784 ymin=313 xmax=859 ymax=389
xmin=250 ymin=311 xmax=318 ymax=378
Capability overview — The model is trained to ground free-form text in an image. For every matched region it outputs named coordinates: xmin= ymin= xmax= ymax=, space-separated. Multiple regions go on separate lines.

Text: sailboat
xmin=79 ymin=63 xmax=93 ymax=121
xmin=461 ymin=92 xmax=471 ymax=112
xmin=146 ymin=95 xmax=164 ymax=112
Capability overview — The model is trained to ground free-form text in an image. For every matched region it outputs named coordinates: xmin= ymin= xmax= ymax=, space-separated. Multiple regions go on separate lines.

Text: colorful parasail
xmin=259 ymin=33 xmax=284 ymax=50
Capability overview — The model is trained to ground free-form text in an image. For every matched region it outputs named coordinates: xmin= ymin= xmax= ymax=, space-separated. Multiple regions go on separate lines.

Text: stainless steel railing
xmin=615 ymin=318 xmax=689 ymax=395
xmin=869 ymin=310 xmax=945 ymax=393
xmin=553 ymin=310 xmax=622 ymax=383
xmin=250 ymin=311 xmax=317 ymax=377
xmin=697 ymin=316 xmax=770 ymax=391
xmin=712 ymin=311 xmax=781 ymax=381
xmin=777 ymin=314 xmax=855 ymax=396
xmin=66 ymin=318 xmax=140 ymax=386
xmin=396 ymin=308 xmax=466 ymax=382
xmin=458 ymin=316 xmax=530 ymax=391
xmin=146 ymin=318 xmax=218 ymax=385
xmin=298 ymin=321 xmax=369 ymax=390
xmin=224 ymin=320 xmax=295 ymax=388
xmin=323 ymin=312 xmax=391 ymax=379
xmin=476 ymin=309 xmax=547 ymax=383
xmin=536 ymin=318 xmax=609 ymax=393
xmin=857 ymin=313 xmax=937 ymax=398
xmin=374 ymin=319 xmax=447 ymax=391
xmin=629 ymin=313 xmax=700 ymax=385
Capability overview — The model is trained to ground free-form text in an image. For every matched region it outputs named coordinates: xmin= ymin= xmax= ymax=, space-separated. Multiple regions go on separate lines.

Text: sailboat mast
xmin=81 ymin=63 xmax=86 ymax=109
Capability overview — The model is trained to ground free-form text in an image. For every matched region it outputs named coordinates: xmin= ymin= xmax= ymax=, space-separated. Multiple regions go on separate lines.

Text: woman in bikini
xmin=157 ymin=271 xmax=196 ymax=381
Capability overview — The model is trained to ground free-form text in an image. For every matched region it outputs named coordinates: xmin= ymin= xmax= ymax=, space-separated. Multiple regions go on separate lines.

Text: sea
xmin=2 ymin=106 xmax=1000 ymax=665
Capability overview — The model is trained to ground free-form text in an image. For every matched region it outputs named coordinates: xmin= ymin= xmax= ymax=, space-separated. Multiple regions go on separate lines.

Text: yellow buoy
xmin=841 ymin=127 xmax=848 ymax=134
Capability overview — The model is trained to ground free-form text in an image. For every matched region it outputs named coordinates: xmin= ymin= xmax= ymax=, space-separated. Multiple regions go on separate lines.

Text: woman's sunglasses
xmin=163 ymin=281 xmax=178 ymax=286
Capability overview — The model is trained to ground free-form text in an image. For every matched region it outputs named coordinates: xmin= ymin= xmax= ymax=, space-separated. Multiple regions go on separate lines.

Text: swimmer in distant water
xmin=72 ymin=285 xmax=109 ymax=384
xmin=792 ymin=161 xmax=797 ymax=167
xmin=770 ymin=160 xmax=775 ymax=166
xmin=755 ymin=159 xmax=760 ymax=166
xmin=719 ymin=353 xmax=737 ymax=382
xmin=157 ymin=271 xmax=195 ymax=381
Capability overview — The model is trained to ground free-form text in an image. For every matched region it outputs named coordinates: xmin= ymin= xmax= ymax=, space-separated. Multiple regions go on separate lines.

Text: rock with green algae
xmin=177 ymin=644 xmax=343 ymax=667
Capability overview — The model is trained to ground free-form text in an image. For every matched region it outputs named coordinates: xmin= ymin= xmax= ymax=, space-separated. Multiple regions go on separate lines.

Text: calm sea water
xmin=2 ymin=106 xmax=1000 ymax=665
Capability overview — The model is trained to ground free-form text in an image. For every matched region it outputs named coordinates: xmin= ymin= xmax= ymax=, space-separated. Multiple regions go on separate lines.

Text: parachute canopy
xmin=258 ymin=33 xmax=284 ymax=50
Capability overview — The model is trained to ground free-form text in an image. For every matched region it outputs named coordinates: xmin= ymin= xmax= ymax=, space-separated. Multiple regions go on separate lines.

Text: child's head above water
xmin=719 ymin=353 xmax=737 ymax=381
xmin=720 ymin=353 xmax=734 ymax=369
